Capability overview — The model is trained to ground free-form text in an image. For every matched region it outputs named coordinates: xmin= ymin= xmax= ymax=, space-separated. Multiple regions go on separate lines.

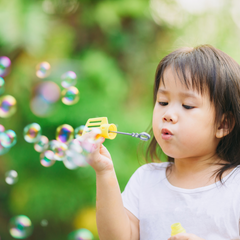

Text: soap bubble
xmin=9 ymin=215 xmax=33 ymax=239
xmin=36 ymin=62 xmax=51 ymax=78
xmin=0 ymin=141 xmax=9 ymax=155
xmin=61 ymin=71 xmax=77 ymax=88
xmin=68 ymin=139 xmax=82 ymax=153
xmin=0 ymin=95 xmax=17 ymax=118
xmin=68 ymin=228 xmax=94 ymax=240
xmin=0 ymin=124 xmax=5 ymax=132
xmin=34 ymin=135 xmax=49 ymax=152
xmin=0 ymin=130 xmax=17 ymax=148
xmin=5 ymin=170 xmax=18 ymax=185
xmin=40 ymin=219 xmax=48 ymax=227
xmin=74 ymin=125 xmax=88 ymax=140
xmin=0 ymin=77 xmax=5 ymax=94
xmin=63 ymin=151 xmax=79 ymax=170
xmin=56 ymin=124 xmax=74 ymax=144
xmin=23 ymin=123 xmax=41 ymax=143
xmin=49 ymin=140 xmax=68 ymax=161
xmin=61 ymin=86 xmax=79 ymax=105
xmin=0 ymin=56 xmax=11 ymax=77
xmin=40 ymin=150 xmax=55 ymax=167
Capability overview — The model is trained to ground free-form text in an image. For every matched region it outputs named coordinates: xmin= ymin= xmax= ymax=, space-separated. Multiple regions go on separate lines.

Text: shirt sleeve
xmin=121 ymin=167 xmax=142 ymax=220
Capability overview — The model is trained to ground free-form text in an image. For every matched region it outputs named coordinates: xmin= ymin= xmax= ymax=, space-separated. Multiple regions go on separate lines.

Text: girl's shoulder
xmin=134 ymin=161 xmax=170 ymax=183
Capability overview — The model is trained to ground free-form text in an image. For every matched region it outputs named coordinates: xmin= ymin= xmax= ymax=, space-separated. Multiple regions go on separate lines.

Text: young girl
xmin=85 ymin=45 xmax=240 ymax=240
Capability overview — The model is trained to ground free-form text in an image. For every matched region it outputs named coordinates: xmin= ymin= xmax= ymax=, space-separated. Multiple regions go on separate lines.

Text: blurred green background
xmin=1 ymin=0 xmax=240 ymax=239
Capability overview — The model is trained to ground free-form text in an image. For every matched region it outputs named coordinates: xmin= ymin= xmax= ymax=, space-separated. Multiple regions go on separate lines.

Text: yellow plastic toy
xmin=82 ymin=117 xmax=151 ymax=141
xmin=171 ymin=223 xmax=186 ymax=236
xmin=83 ymin=117 xmax=117 ymax=140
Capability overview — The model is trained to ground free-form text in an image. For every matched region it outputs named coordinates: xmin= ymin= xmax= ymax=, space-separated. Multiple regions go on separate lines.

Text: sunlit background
xmin=1 ymin=0 xmax=240 ymax=239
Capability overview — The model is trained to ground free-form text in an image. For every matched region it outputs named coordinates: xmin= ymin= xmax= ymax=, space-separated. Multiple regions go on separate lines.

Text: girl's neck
xmin=166 ymin=155 xmax=231 ymax=189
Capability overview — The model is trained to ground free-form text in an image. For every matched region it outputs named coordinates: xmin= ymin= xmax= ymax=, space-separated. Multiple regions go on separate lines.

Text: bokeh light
xmin=40 ymin=150 xmax=56 ymax=167
xmin=0 ymin=77 xmax=5 ymax=94
xmin=9 ymin=215 xmax=33 ymax=239
xmin=40 ymin=219 xmax=48 ymax=227
xmin=0 ymin=56 xmax=11 ymax=77
xmin=61 ymin=71 xmax=77 ymax=88
xmin=0 ymin=124 xmax=5 ymax=132
xmin=36 ymin=61 xmax=51 ymax=78
xmin=68 ymin=228 xmax=94 ymax=240
xmin=61 ymin=86 xmax=79 ymax=105
xmin=23 ymin=123 xmax=41 ymax=143
xmin=0 ymin=129 xmax=17 ymax=148
xmin=34 ymin=135 xmax=49 ymax=152
xmin=5 ymin=170 xmax=18 ymax=185
xmin=56 ymin=124 xmax=74 ymax=144
xmin=30 ymin=81 xmax=61 ymax=117
xmin=0 ymin=95 xmax=17 ymax=118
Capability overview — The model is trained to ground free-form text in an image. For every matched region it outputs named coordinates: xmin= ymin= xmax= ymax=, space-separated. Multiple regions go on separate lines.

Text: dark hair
xmin=146 ymin=44 xmax=240 ymax=181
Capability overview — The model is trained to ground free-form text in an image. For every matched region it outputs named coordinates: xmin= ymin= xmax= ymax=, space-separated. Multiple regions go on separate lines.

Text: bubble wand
xmin=83 ymin=117 xmax=150 ymax=141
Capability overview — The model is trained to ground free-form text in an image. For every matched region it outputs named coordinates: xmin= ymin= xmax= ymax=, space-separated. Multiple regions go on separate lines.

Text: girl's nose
xmin=162 ymin=114 xmax=177 ymax=123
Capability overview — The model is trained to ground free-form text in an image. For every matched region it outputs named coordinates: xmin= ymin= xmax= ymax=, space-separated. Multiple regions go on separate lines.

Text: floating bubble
xmin=56 ymin=124 xmax=74 ymax=144
xmin=40 ymin=150 xmax=55 ymax=167
xmin=63 ymin=150 xmax=79 ymax=170
xmin=9 ymin=215 xmax=33 ymax=239
xmin=0 ymin=95 xmax=17 ymax=118
xmin=68 ymin=139 xmax=82 ymax=153
xmin=36 ymin=62 xmax=51 ymax=78
xmin=23 ymin=123 xmax=41 ymax=143
xmin=0 ymin=56 xmax=11 ymax=77
xmin=5 ymin=170 xmax=18 ymax=185
xmin=61 ymin=71 xmax=77 ymax=88
xmin=0 ymin=124 xmax=5 ymax=132
xmin=34 ymin=135 xmax=49 ymax=152
xmin=49 ymin=140 xmax=68 ymax=161
xmin=40 ymin=219 xmax=48 ymax=227
xmin=88 ymin=128 xmax=102 ymax=143
xmin=61 ymin=86 xmax=79 ymax=105
xmin=68 ymin=228 xmax=94 ymax=240
xmin=38 ymin=81 xmax=61 ymax=103
xmin=74 ymin=125 xmax=88 ymax=140
xmin=0 ymin=77 xmax=5 ymax=94
xmin=0 ymin=130 xmax=17 ymax=148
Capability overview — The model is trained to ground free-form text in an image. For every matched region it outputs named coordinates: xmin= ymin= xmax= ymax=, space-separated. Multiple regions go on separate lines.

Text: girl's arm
xmin=85 ymin=133 xmax=139 ymax=240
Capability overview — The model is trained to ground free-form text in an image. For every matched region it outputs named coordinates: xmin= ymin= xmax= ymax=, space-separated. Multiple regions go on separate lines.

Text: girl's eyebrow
xmin=158 ymin=89 xmax=199 ymax=99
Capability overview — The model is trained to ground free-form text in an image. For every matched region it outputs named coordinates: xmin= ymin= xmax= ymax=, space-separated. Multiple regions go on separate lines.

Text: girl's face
xmin=153 ymin=67 xmax=220 ymax=160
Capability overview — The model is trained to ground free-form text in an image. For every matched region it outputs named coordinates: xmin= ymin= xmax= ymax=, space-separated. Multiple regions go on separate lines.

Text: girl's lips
xmin=161 ymin=128 xmax=173 ymax=140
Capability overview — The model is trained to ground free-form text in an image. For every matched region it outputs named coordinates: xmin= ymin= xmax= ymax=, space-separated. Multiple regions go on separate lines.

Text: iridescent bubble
xmin=49 ymin=140 xmax=68 ymax=161
xmin=68 ymin=228 xmax=94 ymax=240
xmin=40 ymin=150 xmax=55 ymax=167
xmin=40 ymin=219 xmax=48 ymax=227
xmin=0 ymin=124 xmax=5 ymax=132
xmin=56 ymin=124 xmax=74 ymax=144
xmin=63 ymin=150 xmax=79 ymax=170
xmin=0 ymin=95 xmax=17 ymax=118
xmin=68 ymin=139 xmax=82 ymax=153
xmin=38 ymin=81 xmax=61 ymax=103
xmin=36 ymin=61 xmax=51 ymax=78
xmin=5 ymin=170 xmax=18 ymax=185
xmin=74 ymin=125 xmax=88 ymax=140
xmin=9 ymin=215 xmax=33 ymax=239
xmin=61 ymin=86 xmax=79 ymax=105
xmin=61 ymin=71 xmax=77 ymax=88
xmin=0 ymin=56 xmax=11 ymax=77
xmin=0 ymin=77 xmax=5 ymax=94
xmin=23 ymin=123 xmax=41 ymax=143
xmin=34 ymin=135 xmax=49 ymax=152
xmin=0 ymin=130 xmax=17 ymax=148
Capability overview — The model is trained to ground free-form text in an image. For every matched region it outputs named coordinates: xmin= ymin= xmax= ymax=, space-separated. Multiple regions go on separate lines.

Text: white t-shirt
xmin=121 ymin=162 xmax=240 ymax=240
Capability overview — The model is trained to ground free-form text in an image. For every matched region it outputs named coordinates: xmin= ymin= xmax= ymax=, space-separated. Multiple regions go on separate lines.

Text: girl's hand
xmin=82 ymin=131 xmax=114 ymax=174
xmin=168 ymin=233 xmax=205 ymax=240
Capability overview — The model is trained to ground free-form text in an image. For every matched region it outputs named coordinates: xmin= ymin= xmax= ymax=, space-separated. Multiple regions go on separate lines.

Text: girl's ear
xmin=216 ymin=113 xmax=235 ymax=138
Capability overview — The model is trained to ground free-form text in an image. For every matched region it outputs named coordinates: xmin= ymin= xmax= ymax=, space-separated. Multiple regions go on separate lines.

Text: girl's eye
xmin=158 ymin=102 xmax=168 ymax=106
xmin=183 ymin=105 xmax=194 ymax=110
